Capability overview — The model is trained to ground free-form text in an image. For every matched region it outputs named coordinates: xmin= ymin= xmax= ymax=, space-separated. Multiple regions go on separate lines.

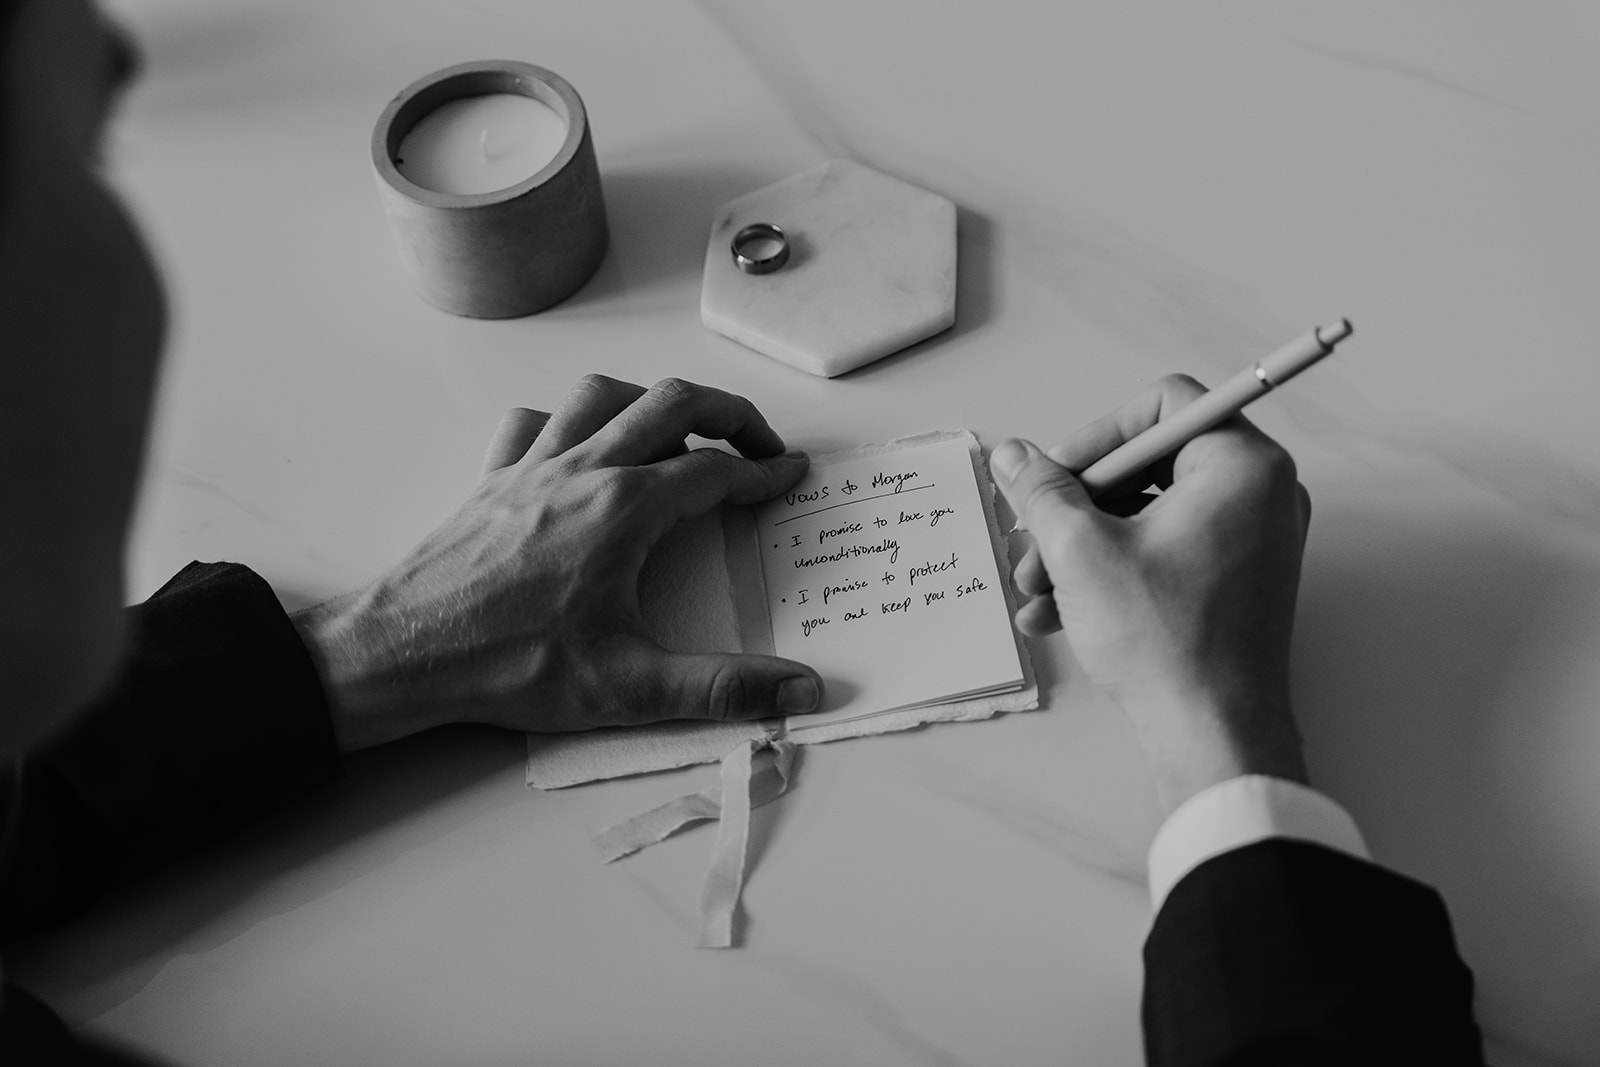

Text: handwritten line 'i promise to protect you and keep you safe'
xmin=773 ymin=483 xmax=936 ymax=526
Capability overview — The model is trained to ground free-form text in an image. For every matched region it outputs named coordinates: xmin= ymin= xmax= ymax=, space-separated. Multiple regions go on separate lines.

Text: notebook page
xmin=756 ymin=432 xmax=1024 ymax=730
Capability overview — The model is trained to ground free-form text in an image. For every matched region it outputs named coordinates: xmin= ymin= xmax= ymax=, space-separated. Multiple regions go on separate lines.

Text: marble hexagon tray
xmin=700 ymin=159 xmax=957 ymax=378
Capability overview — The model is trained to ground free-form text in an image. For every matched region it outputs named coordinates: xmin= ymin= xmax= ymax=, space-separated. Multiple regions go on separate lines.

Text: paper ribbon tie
xmin=595 ymin=736 xmax=796 ymax=948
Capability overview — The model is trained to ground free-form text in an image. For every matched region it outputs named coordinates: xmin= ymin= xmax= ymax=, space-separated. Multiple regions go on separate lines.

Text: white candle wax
xmin=396 ymin=93 xmax=568 ymax=195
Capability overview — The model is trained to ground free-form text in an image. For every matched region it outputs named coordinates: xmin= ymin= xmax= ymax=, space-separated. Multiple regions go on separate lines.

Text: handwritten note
xmin=756 ymin=431 xmax=1025 ymax=729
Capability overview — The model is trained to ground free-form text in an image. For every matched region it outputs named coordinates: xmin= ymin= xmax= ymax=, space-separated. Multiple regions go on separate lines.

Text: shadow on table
xmin=1294 ymin=501 xmax=1600 ymax=1067
xmin=9 ymin=723 xmax=528 ymax=1020
xmin=112 ymin=4 xmax=358 ymax=118
xmin=554 ymin=162 xmax=773 ymax=314
xmin=552 ymin=163 xmax=999 ymax=368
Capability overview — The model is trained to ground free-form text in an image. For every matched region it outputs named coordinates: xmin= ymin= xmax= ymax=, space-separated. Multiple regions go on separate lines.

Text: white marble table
xmin=12 ymin=1 xmax=1600 ymax=1064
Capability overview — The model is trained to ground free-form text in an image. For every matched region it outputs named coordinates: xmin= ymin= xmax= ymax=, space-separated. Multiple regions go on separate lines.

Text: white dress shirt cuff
xmin=1146 ymin=774 xmax=1370 ymax=912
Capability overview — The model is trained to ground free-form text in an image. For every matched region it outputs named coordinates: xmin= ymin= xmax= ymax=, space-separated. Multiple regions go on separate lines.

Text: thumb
xmin=990 ymin=438 xmax=1094 ymax=531
xmin=621 ymin=642 xmax=824 ymax=723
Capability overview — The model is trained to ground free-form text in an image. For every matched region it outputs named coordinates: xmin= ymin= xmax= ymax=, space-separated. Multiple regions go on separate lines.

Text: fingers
xmin=614 ymin=639 xmax=824 ymax=723
xmin=992 ymin=440 xmax=1104 ymax=637
xmin=1043 ymin=373 xmax=1292 ymax=502
xmin=481 ymin=408 xmax=551 ymax=476
xmin=1044 ymin=374 xmax=1209 ymax=483
xmin=582 ymin=378 xmax=787 ymax=467
xmin=527 ymin=375 xmax=649 ymax=462
xmin=990 ymin=437 xmax=1096 ymax=537
xmin=1013 ymin=544 xmax=1052 ymax=598
xmin=1014 ymin=594 xmax=1062 ymax=636
xmin=523 ymin=377 xmax=787 ymax=476
xmin=636 ymin=447 xmax=809 ymax=537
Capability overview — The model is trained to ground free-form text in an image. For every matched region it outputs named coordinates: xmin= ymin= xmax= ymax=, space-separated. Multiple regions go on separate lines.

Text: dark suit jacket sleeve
xmin=1142 ymin=839 xmax=1485 ymax=1066
xmin=0 ymin=561 xmax=342 ymax=944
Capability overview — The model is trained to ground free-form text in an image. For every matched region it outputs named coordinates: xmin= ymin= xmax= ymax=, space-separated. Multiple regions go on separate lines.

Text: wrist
xmin=1117 ymin=683 xmax=1309 ymax=815
xmin=292 ymin=588 xmax=444 ymax=752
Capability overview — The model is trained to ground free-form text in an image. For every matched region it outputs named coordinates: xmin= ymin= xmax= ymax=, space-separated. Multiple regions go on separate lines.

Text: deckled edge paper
xmin=524 ymin=430 xmax=1037 ymax=790
xmin=778 ymin=429 xmax=1036 ymax=740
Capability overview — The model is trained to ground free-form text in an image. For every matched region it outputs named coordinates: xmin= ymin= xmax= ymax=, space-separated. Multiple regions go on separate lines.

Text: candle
xmin=371 ymin=61 xmax=609 ymax=318
xmin=396 ymin=94 xmax=568 ymax=196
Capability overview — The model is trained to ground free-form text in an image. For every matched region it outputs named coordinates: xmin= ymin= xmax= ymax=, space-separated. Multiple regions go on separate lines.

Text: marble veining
xmin=1284 ymin=38 xmax=1540 ymax=117
xmin=738 ymin=951 xmax=979 ymax=1067
xmin=10 ymin=1 xmax=1593 ymax=1064
xmin=704 ymin=0 xmax=1600 ymax=544
xmin=899 ymin=753 xmax=1149 ymax=887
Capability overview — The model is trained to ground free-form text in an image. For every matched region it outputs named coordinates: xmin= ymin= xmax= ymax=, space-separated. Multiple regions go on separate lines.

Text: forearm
xmin=0 ymin=562 xmax=341 ymax=942
xmin=1143 ymin=839 xmax=1484 ymax=1066
xmin=1141 ymin=774 xmax=1483 ymax=1064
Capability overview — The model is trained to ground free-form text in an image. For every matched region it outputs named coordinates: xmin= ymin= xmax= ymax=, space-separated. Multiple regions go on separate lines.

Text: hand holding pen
xmin=1017 ymin=320 xmax=1350 ymax=518
xmin=986 ymin=322 xmax=1351 ymax=811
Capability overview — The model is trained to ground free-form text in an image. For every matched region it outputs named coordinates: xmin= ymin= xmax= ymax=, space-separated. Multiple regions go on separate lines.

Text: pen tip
xmin=1316 ymin=318 xmax=1353 ymax=347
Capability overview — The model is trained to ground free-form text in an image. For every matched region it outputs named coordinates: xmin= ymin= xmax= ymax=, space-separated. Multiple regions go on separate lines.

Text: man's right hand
xmin=989 ymin=374 xmax=1313 ymax=813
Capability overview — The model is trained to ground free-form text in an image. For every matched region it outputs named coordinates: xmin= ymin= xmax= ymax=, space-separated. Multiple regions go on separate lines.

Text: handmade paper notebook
xmin=755 ymin=431 xmax=1026 ymax=726
xmin=525 ymin=430 xmax=1036 ymax=788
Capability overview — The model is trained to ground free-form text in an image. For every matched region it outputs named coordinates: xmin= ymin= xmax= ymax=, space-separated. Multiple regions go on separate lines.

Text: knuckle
xmin=650 ymin=377 xmax=696 ymax=404
xmin=583 ymin=646 xmax=650 ymax=728
xmin=589 ymin=465 xmax=644 ymax=510
xmin=575 ymin=372 xmax=621 ymax=396
xmin=705 ymin=666 xmax=745 ymax=721
xmin=1256 ymin=444 xmax=1301 ymax=494
xmin=691 ymin=447 xmax=739 ymax=477
xmin=1016 ymin=472 xmax=1075 ymax=521
xmin=1264 ymin=441 xmax=1299 ymax=477
xmin=548 ymin=448 xmax=588 ymax=479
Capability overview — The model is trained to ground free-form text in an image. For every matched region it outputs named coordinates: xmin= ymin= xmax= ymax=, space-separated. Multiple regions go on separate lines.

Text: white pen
xmin=1011 ymin=319 xmax=1352 ymax=529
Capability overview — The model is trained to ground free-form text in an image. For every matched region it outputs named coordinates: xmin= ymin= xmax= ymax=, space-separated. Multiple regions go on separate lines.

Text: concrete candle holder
xmin=371 ymin=61 xmax=608 ymax=318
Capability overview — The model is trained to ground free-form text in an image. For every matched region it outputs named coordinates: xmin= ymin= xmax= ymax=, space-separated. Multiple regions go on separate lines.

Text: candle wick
xmin=479 ymin=128 xmax=492 ymax=159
